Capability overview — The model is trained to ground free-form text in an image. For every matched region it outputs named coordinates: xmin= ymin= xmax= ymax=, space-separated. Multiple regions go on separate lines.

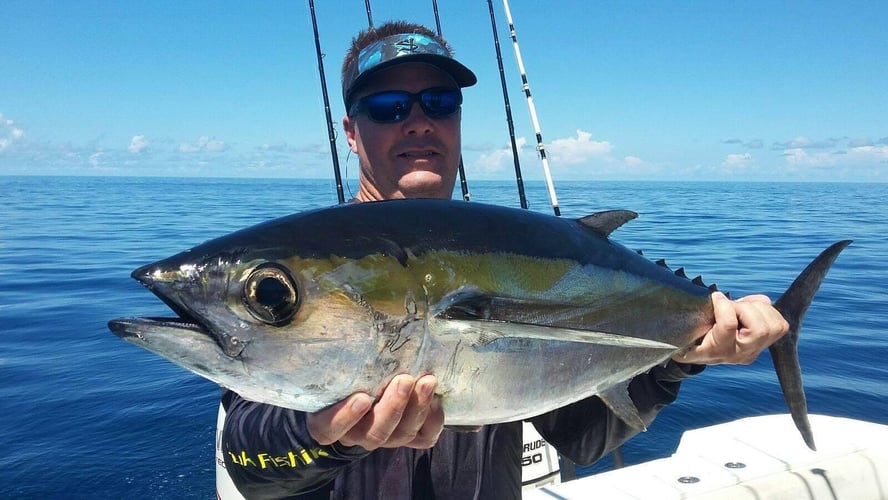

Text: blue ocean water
xmin=1 ymin=176 xmax=885 ymax=498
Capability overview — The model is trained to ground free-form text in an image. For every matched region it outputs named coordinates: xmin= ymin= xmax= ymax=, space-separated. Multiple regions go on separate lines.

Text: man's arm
xmin=531 ymin=360 xmax=703 ymax=464
xmin=221 ymin=391 xmax=369 ymax=499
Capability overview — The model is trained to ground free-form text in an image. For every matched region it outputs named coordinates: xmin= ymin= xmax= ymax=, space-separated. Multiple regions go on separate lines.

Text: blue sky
xmin=2 ymin=1 xmax=886 ymax=182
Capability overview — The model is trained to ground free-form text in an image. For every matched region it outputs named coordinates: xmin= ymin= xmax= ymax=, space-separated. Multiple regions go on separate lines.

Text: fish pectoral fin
xmin=433 ymin=318 xmax=678 ymax=350
xmin=434 ymin=287 xmax=609 ymax=327
xmin=433 ymin=286 xmax=493 ymax=319
xmin=599 ymin=381 xmax=647 ymax=431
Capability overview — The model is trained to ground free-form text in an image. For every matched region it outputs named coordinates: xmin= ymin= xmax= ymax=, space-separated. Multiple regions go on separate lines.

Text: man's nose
xmin=401 ymin=102 xmax=434 ymax=134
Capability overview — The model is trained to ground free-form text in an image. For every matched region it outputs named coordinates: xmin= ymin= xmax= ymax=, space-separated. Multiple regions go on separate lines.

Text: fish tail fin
xmin=771 ymin=240 xmax=852 ymax=451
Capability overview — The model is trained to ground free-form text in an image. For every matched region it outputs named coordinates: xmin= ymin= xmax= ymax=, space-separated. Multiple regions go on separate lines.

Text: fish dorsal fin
xmin=577 ymin=210 xmax=638 ymax=238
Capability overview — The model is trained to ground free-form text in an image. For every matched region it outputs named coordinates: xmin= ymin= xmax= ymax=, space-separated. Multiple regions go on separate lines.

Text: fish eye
xmin=243 ymin=263 xmax=299 ymax=326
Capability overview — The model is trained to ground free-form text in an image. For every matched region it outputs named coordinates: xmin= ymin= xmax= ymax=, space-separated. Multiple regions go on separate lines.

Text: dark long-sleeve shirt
xmin=221 ymin=361 xmax=703 ymax=499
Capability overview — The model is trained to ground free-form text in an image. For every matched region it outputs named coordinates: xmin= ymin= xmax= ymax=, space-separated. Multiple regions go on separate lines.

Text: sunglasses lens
xmin=364 ymin=93 xmax=411 ymax=123
xmin=421 ymin=89 xmax=462 ymax=118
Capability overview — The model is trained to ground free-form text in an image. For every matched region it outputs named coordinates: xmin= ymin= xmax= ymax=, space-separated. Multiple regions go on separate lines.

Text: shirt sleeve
xmin=220 ymin=390 xmax=370 ymax=499
xmin=530 ymin=360 xmax=704 ymax=465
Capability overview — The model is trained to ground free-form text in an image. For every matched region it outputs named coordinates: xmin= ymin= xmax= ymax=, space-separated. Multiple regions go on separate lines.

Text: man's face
xmin=344 ymin=63 xmax=461 ymax=201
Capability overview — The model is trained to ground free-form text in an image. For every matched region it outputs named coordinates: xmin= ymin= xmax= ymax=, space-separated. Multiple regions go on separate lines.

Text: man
xmin=221 ymin=21 xmax=788 ymax=499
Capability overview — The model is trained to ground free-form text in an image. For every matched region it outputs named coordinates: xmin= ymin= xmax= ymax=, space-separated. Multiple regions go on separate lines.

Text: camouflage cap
xmin=342 ymin=32 xmax=477 ymax=107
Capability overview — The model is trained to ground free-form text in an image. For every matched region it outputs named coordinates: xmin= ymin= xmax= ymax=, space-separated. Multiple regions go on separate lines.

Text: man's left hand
xmin=674 ymin=292 xmax=789 ymax=365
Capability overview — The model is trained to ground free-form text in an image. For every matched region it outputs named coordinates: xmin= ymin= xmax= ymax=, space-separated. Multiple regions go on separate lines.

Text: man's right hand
xmin=306 ymin=374 xmax=443 ymax=451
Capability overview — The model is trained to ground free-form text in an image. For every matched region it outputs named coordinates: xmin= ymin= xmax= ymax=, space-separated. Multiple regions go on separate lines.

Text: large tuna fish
xmin=108 ymin=199 xmax=849 ymax=450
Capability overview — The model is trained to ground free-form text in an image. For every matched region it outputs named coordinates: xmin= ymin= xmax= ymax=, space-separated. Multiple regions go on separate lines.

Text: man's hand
xmin=675 ymin=292 xmax=789 ymax=365
xmin=306 ymin=374 xmax=443 ymax=451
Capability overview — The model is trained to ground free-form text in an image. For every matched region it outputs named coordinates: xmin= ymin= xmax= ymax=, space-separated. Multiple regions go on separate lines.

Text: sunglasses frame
xmin=348 ymin=87 xmax=463 ymax=124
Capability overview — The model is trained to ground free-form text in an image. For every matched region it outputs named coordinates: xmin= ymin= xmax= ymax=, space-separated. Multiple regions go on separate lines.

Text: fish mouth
xmin=107 ymin=315 xmax=246 ymax=388
xmin=109 ymin=261 xmax=213 ymax=340
xmin=112 ymin=266 xmax=210 ymax=338
xmin=108 ymin=316 xmax=210 ymax=340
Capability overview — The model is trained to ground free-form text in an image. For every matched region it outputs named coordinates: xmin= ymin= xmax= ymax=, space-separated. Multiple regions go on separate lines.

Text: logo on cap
xmin=394 ymin=37 xmax=420 ymax=54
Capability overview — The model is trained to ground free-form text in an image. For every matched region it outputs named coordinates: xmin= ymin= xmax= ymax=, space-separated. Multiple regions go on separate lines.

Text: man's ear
xmin=343 ymin=115 xmax=358 ymax=153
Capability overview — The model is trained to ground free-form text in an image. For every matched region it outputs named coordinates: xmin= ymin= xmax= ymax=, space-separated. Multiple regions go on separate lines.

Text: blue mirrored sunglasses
xmin=349 ymin=87 xmax=462 ymax=124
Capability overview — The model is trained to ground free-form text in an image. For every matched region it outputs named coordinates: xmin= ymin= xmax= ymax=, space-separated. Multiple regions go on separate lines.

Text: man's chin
xmin=397 ymin=171 xmax=453 ymax=199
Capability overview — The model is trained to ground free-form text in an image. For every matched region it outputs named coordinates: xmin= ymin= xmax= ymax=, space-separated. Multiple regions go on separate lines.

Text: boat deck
xmin=525 ymin=414 xmax=888 ymax=499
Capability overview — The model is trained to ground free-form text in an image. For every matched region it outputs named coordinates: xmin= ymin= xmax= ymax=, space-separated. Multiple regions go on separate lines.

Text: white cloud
xmin=781 ymin=146 xmax=888 ymax=168
xmin=723 ymin=153 xmax=752 ymax=166
xmin=624 ymin=156 xmax=644 ymax=167
xmin=471 ymin=130 xmax=621 ymax=179
xmin=848 ymin=145 xmax=888 ymax=161
xmin=782 ymin=148 xmax=813 ymax=165
xmin=89 ymin=151 xmax=104 ymax=168
xmin=473 ymin=136 xmax=528 ymax=174
xmin=773 ymin=136 xmax=842 ymax=151
xmin=548 ymin=130 xmax=611 ymax=165
xmin=0 ymin=113 xmax=25 ymax=152
xmin=260 ymin=142 xmax=289 ymax=152
xmin=128 ymin=134 xmax=149 ymax=153
xmin=179 ymin=135 xmax=228 ymax=153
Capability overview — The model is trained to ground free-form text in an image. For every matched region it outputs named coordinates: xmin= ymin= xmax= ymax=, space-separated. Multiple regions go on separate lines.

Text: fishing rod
xmin=485 ymin=0 xmax=528 ymax=210
xmin=501 ymin=0 xmax=561 ymax=216
xmin=431 ymin=0 xmax=442 ymax=35
xmin=364 ymin=0 xmax=374 ymax=27
xmin=431 ymin=0 xmax=471 ymax=202
xmin=308 ymin=0 xmax=345 ymax=204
